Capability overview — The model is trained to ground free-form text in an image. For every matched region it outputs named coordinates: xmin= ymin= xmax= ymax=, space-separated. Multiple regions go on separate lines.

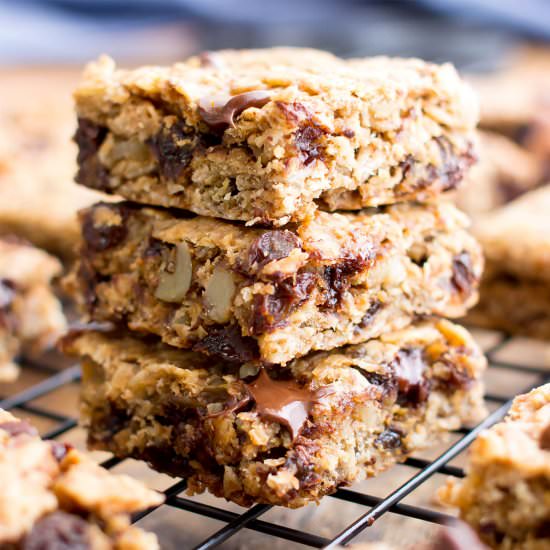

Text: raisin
xmin=74 ymin=119 xmax=111 ymax=191
xmin=359 ymin=300 xmax=383 ymax=327
xmin=295 ymin=124 xmax=325 ymax=165
xmin=451 ymin=251 xmax=475 ymax=295
xmin=322 ymin=251 xmax=374 ymax=309
xmin=0 ymin=420 xmax=38 ymax=438
xmin=74 ymin=118 xmax=107 ymax=165
xmin=245 ymin=230 xmax=301 ymax=273
xmin=375 ymin=429 xmax=402 ymax=449
xmin=81 ymin=204 xmax=128 ymax=252
xmin=250 ymin=271 xmax=316 ymax=335
xmin=22 ymin=512 xmax=90 ymax=550
xmin=193 ymin=324 xmax=259 ymax=363
xmin=148 ymin=121 xmax=197 ymax=180
xmin=50 ymin=441 xmax=73 ymax=463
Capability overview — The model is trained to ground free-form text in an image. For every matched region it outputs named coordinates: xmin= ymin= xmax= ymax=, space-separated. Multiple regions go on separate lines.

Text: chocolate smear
xmin=199 ymin=91 xmax=271 ymax=132
xmin=391 ymin=348 xmax=430 ymax=406
xmin=539 ymin=423 xmax=550 ymax=450
xmin=245 ymin=369 xmax=316 ymax=440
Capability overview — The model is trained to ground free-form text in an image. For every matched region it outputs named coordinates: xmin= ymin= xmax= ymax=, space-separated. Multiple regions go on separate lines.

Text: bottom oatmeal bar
xmin=439 ymin=384 xmax=550 ymax=550
xmin=0 ymin=237 xmax=66 ymax=381
xmin=63 ymin=319 xmax=487 ymax=508
xmin=0 ymin=410 xmax=163 ymax=549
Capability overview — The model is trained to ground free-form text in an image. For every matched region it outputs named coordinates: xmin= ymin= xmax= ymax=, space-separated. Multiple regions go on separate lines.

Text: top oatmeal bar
xmin=74 ymin=48 xmax=478 ymax=225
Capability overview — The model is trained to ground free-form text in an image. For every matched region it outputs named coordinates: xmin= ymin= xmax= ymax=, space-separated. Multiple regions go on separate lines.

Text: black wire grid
xmin=1 ymin=332 xmax=548 ymax=550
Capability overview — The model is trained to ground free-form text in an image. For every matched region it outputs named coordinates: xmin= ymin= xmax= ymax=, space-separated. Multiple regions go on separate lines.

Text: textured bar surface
xmin=67 ymin=200 xmax=482 ymax=365
xmin=74 ymin=48 xmax=478 ymax=226
xmin=0 ymin=409 xmax=162 ymax=549
xmin=0 ymin=238 xmax=66 ymax=381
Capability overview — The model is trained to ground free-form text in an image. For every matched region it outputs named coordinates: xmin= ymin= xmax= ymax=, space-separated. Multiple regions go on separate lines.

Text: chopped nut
xmin=155 ymin=242 xmax=192 ymax=302
xmin=239 ymin=364 xmax=260 ymax=379
xmin=205 ymin=265 xmax=236 ymax=323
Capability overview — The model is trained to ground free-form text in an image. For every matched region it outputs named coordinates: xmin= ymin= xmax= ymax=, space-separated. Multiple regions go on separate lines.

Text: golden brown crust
xmin=73 ymin=50 xmax=478 ymax=225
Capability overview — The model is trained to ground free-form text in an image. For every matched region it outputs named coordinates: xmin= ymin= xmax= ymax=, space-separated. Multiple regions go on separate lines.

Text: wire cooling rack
xmin=1 ymin=330 xmax=549 ymax=549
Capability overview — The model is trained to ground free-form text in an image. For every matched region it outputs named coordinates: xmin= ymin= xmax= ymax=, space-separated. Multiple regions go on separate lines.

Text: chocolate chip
xmin=451 ymin=251 xmax=475 ymax=295
xmin=199 ymin=91 xmax=271 ymax=132
xmin=22 ymin=511 xmax=90 ymax=550
xmin=432 ymin=522 xmax=488 ymax=550
xmin=143 ymin=237 xmax=165 ymax=258
xmin=245 ymin=230 xmax=301 ymax=273
xmin=193 ymin=324 xmax=259 ymax=363
xmin=375 ymin=428 xmax=402 ymax=449
xmin=148 ymin=121 xmax=197 ymax=180
xmin=391 ymin=348 xmax=430 ymax=406
xmin=0 ymin=420 xmax=38 ymax=438
xmin=245 ymin=368 xmax=316 ymax=440
xmin=81 ymin=204 xmax=128 ymax=252
xmin=50 ymin=441 xmax=73 ymax=463
xmin=539 ymin=423 xmax=550 ymax=450
xmin=74 ymin=118 xmax=111 ymax=191
xmin=250 ymin=271 xmax=316 ymax=335
xmin=295 ymin=124 xmax=325 ymax=165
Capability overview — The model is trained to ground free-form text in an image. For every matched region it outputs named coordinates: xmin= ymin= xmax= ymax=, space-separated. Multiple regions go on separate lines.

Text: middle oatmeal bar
xmin=62 ymin=319 xmax=487 ymax=508
xmin=74 ymin=49 xmax=478 ymax=226
xmin=67 ymin=201 xmax=483 ymax=365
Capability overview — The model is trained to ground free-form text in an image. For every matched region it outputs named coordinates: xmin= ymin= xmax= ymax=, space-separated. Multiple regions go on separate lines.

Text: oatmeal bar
xmin=74 ymin=49 xmax=478 ymax=226
xmin=67 ymin=200 xmax=482 ymax=365
xmin=467 ymin=186 xmax=550 ymax=338
xmin=439 ymin=384 xmax=550 ymax=550
xmin=0 ymin=238 xmax=66 ymax=381
xmin=62 ymin=319 xmax=486 ymax=508
xmin=453 ymin=131 xmax=543 ymax=219
xmin=0 ymin=409 xmax=162 ymax=549
xmin=0 ymin=69 xmax=110 ymax=258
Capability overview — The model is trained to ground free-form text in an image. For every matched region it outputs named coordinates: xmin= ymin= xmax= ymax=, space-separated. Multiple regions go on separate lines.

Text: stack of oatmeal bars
xmin=63 ymin=48 xmax=487 ymax=508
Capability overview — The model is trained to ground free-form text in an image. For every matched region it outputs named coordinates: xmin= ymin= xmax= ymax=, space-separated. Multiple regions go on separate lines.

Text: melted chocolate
xmin=392 ymin=348 xmax=430 ymax=406
xmin=199 ymin=91 xmax=271 ymax=132
xmin=245 ymin=369 xmax=316 ymax=440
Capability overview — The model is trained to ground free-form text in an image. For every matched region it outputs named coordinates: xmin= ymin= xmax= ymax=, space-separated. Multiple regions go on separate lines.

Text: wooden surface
xmin=1 ymin=327 xmax=549 ymax=549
